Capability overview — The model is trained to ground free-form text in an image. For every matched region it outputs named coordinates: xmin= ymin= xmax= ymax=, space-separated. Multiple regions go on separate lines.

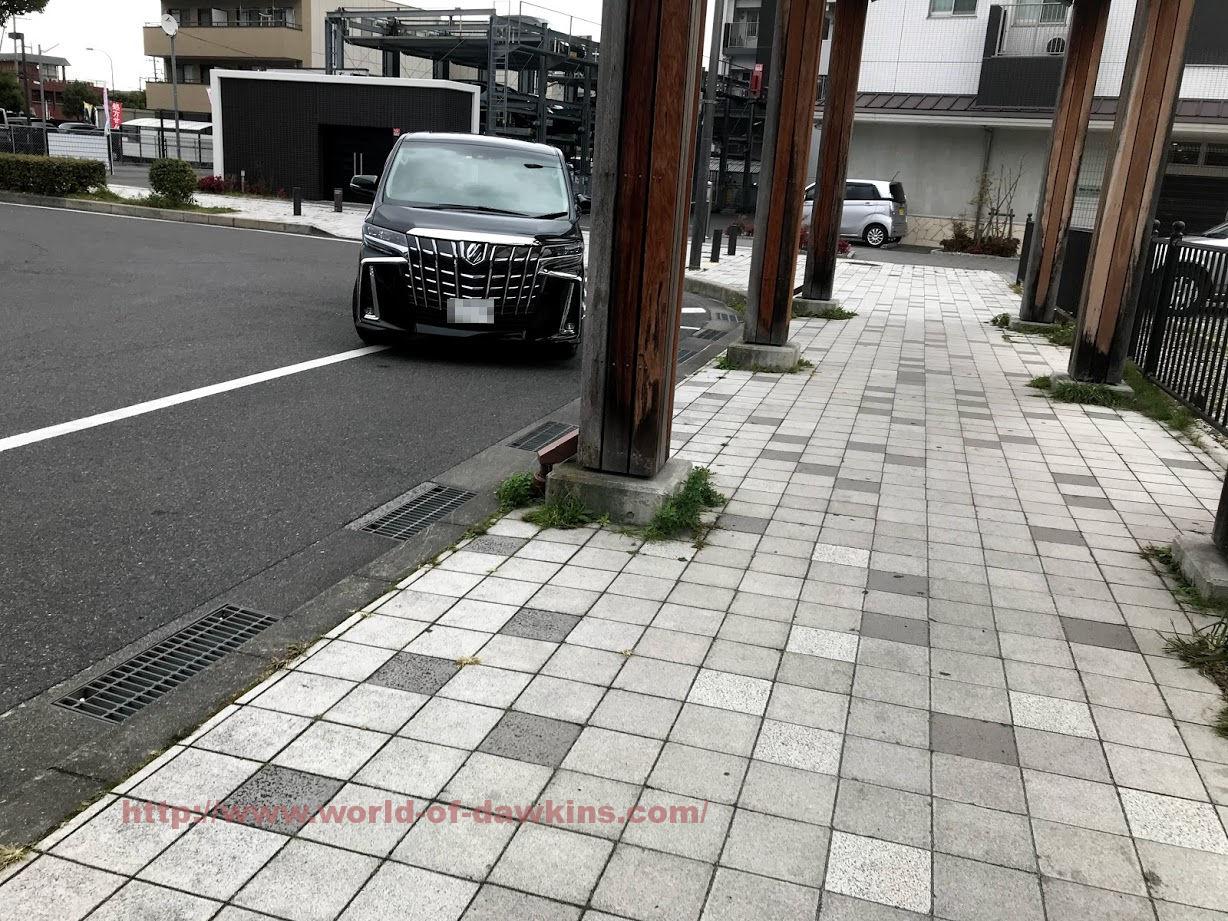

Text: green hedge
xmin=0 ymin=153 xmax=106 ymax=196
xmin=148 ymin=158 xmax=197 ymax=205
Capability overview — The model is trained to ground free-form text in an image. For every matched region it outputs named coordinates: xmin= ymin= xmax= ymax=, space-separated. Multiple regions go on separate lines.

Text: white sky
xmin=5 ymin=0 xmax=678 ymax=93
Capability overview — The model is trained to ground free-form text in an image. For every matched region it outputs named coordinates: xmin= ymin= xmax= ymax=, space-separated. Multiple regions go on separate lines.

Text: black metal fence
xmin=1130 ymin=221 xmax=1228 ymax=434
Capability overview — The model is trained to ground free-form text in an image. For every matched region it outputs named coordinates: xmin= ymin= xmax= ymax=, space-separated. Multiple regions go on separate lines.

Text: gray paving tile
xmin=217 ymin=765 xmax=342 ymax=834
xmin=489 ymin=823 xmax=612 ymax=904
xmin=859 ymin=612 xmax=929 ymax=648
xmin=1059 ymin=616 xmax=1139 ymax=653
xmin=464 ymin=535 xmax=528 ymax=556
xmin=649 ymin=742 xmax=748 ymax=804
xmin=1033 ymin=818 xmax=1146 ymax=895
xmin=1064 ymin=494 xmax=1114 ymax=510
xmin=341 ymin=862 xmax=477 ymax=921
xmin=368 ymin=652 xmax=458 ymax=695
xmin=934 ymin=800 xmax=1034 ymax=871
xmin=478 ymin=712 xmax=582 ymax=768
xmin=500 ymin=607 xmax=581 ymax=642
xmin=702 ymin=867 xmax=819 ymax=921
xmin=1029 ymin=525 xmax=1086 ymax=547
xmin=933 ymin=852 xmax=1042 ymax=921
xmin=739 ymin=760 xmax=837 ymax=826
xmin=462 ymin=886 xmax=580 ymax=921
xmin=592 ymin=844 xmax=712 ymax=921
xmin=797 ymin=463 xmax=842 ymax=477
xmin=1041 ymin=878 xmax=1154 ymax=921
xmin=720 ymin=809 xmax=829 ymax=886
xmin=834 ymin=779 xmax=931 ymax=849
xmin=930 ymin=713 xmax=1018 ymax=766
xmin=233 ymin=838 xmax=376 ymax=921
xmin=717 ymin=514 xmax=770 ymax=535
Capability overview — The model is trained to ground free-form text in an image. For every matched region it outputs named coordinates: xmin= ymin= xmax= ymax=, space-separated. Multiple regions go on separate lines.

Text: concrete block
xmin=545 ymin=458 xmax=692 ymax=527
xmin=723 ymin=341 xmax=801 ymax=373
xmin=1172 ymin=532 xmax=1228 ymax=604
xmin=793 ymin=297 xmax=841 ymax=317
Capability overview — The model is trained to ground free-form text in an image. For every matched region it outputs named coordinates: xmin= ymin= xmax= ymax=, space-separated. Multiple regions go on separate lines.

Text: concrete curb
xmin=1173 ymin=532 xmax=1228 ymax=604
xmin=683 ymin=275 xmax=748 ymax=313
xmin=0 ymin=190 xmax=333 ymax=237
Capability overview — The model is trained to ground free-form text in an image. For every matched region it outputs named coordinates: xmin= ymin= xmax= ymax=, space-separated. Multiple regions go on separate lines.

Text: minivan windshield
xmin=382 ymin=139 xmax=570 ymax=218
xmin=1201 ymin=221 xmax=1228 ymax=239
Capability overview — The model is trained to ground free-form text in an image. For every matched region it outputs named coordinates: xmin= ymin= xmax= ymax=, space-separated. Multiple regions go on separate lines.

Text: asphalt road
xmin=0 ymin=203 xmax=726 ymax=714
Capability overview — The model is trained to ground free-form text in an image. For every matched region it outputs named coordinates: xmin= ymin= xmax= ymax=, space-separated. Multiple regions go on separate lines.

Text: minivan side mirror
xmin=349 ymin=174 xmax=379 ymax=199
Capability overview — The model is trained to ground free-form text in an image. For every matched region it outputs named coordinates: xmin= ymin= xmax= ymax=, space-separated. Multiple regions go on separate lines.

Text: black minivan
xmin=350 ymin=133 xmax=585 ymax=354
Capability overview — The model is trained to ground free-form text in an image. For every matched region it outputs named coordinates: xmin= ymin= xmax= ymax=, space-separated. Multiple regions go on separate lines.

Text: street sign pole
xmin=161 ymin=14 xmax=182 ymax=160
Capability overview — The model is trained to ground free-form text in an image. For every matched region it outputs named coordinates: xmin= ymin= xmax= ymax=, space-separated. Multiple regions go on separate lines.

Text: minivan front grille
xmin=404 ymin=235 xmax=545 ymax=318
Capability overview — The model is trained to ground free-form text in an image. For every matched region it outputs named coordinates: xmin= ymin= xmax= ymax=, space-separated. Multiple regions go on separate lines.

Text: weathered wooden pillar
xmin=574 ymin=0 xmax=706 ymax=479
xmin=1019 ymin=0 xmax=1113 ymax=323
xmin=1069 ymin=0 xmax=1196 ymax=383
xmin=800 ymin=0 xmax=870 ymax=305
xmin=740 ymin=0 xmax=829 ymax=348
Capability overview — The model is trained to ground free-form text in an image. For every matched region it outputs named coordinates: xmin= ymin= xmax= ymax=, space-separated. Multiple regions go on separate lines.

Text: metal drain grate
xmin=56 ymin=605 xmax=276 ymax=723
xmin=696 ymin=328 xmax=726 ymax=341
xmin=358 ymin=483 xmax=474 ymax=540
xmin=508 ymin=421 xmax=578 ymax=452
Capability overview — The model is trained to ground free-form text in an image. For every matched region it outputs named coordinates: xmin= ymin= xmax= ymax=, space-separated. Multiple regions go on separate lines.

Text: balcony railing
xmin=148 ymin=13 xmax=300 ymax=30
xmin=726 ymin=20 xmax=759 ymax=48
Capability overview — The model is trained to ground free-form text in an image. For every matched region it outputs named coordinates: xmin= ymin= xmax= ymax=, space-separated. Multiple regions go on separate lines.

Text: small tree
xmin=0 ymin=1 xmax=48 ymax=31
xmin=149 ymin=157 xmax=197 ymax=206
xmin=110 ymin=90 xmax=146 ymax=110
xmin=61 ymin=81 xmax=100 ymax=122
xmin=0 ymin=72 xmax=23 ymax=114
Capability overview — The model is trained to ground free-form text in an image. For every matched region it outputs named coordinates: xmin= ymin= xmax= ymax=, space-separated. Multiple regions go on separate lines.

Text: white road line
xmin=0 ymin=201 xmax=359 ymax=242
xmin=680 ymin=307 xmax=707 ymax=314
xmin=0 ymin=345 xmax=388 ymax=454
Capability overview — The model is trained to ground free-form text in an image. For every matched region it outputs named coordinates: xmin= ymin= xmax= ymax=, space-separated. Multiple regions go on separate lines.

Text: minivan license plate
xmin=448 ymin=298 xmax=495 ymax=324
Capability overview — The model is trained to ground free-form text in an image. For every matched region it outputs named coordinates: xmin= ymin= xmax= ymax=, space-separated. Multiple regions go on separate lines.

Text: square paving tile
xmin=461 ymin=886 xmax=580 ymax=921
xmin=490 ymin=823 xmax=613 ymax=904
xmin=720 ymin=809 xmax=829 ymax=886
xmin=622 ymin=790 xmax=733 ymax=862
xmin=930 ymin=713 xmax=1018 ymax=766
xmin=51 ymin=798 xmax=190 ymax=876
xmin=687 ymin=668 xmax=772 ymax=715
xmin=1029 ymin=526 xmax=1086 ymax=547
xmin=400 ymin=697 xmax=503 ymax=749
xmin=478 ymin=711 xmax=582 ymax=768
xmin=441 ymin=752 xmax=553 ymax=809
xmin=271 ymin=721 xmax=388 ymax=780
xmin=353 ymin=738 xmax=468 ymax=799
xmin=562 ymin=726 xmax=663 ymax=784
xmin=702 ymin=867 xmax=819 ymax=921
xmin=217 ymin=765 xmax=342 ymax=833
xmin=500 ymin=608 xmax=581 ymax=642
xmin=755 ymin=719 xmax=842 ymax=775
xmin=1120 ymin=788 xmax=1228 ymax=854
xmin=538 ymin=770 xmax=642 ymax=841
xmin=649 ymin=742 xmax=748 ymax=804
xmin=1032 ymin=819 xmax=1145 ymax=895
xmin=392 ymin=807 xmax=518 ymax=880
xmin=823 ymin=830 xmax=931 ymax=915
xmin=1058 ymin=616 xmax=1139 ymax=653
xmin=233 ymin=839 xmax=377 ymax=921
xmin=859 ymin=612 xmax=929 ymax=647
xmin=591 ymin=844 xmax=712 ymax=921
xmin=933 ymin=852 xmax=1042 ymax=921
xmin=934 ymin=800 xmax=1035 ymax=871
xmin=340 ymin=862 xmax=477 ymax=921
xmin=138 ymin=820 xmax=287 ymax=901
xmin=368 ymin=652 xmax=458 ymax=695
xmin=833 ymin=779 xmax=931 ymax=850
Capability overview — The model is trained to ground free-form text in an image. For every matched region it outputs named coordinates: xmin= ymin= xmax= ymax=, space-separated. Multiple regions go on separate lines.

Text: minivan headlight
xmin=363 ymin=223 xmax=409 ymax=254
xmin=541 ymin=241 xmax=584 ymax=259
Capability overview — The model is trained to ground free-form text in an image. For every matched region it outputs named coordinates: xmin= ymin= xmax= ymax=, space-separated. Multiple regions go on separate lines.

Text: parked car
xmin=350 ymin=133 xmax=584 ymax=355
xmin=1162 ymin=220 xmax=1228 ymax=314
xmin=801 ymin=178 xmax=908 ymax=247
xmin=57 ymin=122 xmax=102 ymax=133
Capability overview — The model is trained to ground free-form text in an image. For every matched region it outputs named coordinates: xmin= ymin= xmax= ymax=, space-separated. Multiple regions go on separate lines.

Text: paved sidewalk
xmin=5 ymin=263 xmax=1228 ymax=920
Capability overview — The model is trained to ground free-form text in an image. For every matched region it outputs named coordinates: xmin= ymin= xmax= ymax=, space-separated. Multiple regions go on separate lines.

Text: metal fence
xmin=1130 ymin=222 xmax=1228 ymax=434
xmin=1 ymin=124 xmax=49 ymax=156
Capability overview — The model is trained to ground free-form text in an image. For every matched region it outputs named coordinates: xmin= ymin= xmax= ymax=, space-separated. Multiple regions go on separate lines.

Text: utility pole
xmin=36 ymin=44 xmax=47 ymax=148
xmin=7 ymin=31 xmax=30 ymax=114
xmin=688 ymin=0 xmax=727 ymax=269
xmin=161 ymin=13 xmax=183 ymax=159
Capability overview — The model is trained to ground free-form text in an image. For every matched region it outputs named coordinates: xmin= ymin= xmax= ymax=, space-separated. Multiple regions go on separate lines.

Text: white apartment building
xmin=719 ymin=0 xmax=1228 ymax=244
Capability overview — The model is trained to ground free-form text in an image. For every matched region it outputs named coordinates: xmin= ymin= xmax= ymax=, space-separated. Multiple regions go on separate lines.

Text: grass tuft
xmin=523 ymin=490 xmax=604 ymax=530
xmin=0 ymin=845 xmax=29 ymax=871
xmin=1122 ymin=364 xmax=1200 ymax=441
xmin=1049 ymin=379 xmax=1130 ymax=408
xmin=496 ymin=472 xmax=535 ymax=512
xmin=812 ymin=305 xmax=858 ymax=320
xmin=990 ymin=312 xmax=1012 ymax=328
xmin=644 ymin=467 xmax=726 ymax=543
xmin=71 ymin=187 xmax=237 ymax=214
xmin=1028 ymin=375 xmax=1052 ymax=390
xmin=1143 ymin=544 xmax=1228 ymax=738
xmin=716 ymin=354 xmax=813 ymax=374
xmin=455 ymin=655 xmax=481 ymax=667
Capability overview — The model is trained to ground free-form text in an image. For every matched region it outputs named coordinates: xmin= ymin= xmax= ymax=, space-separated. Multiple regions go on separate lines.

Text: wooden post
xmin=743 ymin=0 xmax=830 ymax=345
xmin=578 ymin=0 xmax=706 ymax=477
xmin=800 ymin=0 xmax=869 ymax=303
xmin=1069 ymin=0 xmax=1196 ymax=383
xmin=1019 ymin=0 xmax=1112 ymax=323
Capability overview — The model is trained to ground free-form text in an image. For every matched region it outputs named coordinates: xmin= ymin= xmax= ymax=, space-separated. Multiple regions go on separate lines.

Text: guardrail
xmin=1130 ymin=221 xmax=1228 ymax=434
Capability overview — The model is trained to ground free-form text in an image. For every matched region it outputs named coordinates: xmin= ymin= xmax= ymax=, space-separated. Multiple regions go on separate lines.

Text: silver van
xmin=802 ymin=179 xmax=908 ymax=247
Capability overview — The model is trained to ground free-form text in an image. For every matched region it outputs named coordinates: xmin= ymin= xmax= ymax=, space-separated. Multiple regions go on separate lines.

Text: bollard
xmin=334 ymin=189 xmax=344 ymax=212
xmin=727 ymin=226 xmax=739 ymax=255
xmin=710 ymin=228 xmax=722 ymax=263
xmin=240 ymin=169 xmax=246 ymax=195
xmin=292 ymin=187 xmax=302 ymax=217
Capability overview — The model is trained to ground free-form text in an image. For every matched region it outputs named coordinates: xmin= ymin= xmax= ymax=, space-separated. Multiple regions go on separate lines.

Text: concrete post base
xmin=1049 ymin=371 xmax=1134 ymax=399
xmin=1172 ymin=532 xmax=1228 ymax=604
xmin=793 ymin=297 xmax=841 ymax=317
xmin=723 ymin=340 xmax=802 ymax=372
xmin=1010 ymin=319 xmax=1061 ymax=333
xmin=544 ymin=457 xmax=693 ymax=527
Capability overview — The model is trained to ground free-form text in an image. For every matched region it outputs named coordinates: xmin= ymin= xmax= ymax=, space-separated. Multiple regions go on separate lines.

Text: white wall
xmin=860 ymin=0 xmax=994 ymax=95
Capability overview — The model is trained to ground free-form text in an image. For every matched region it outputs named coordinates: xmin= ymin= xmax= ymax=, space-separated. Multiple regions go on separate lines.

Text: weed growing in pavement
xmin=72 ymin=187 xmax=237 ymax=214
xmin=523 ymin=491 xmax=605 ymax=530
xmin=1028 ymin=375 xmax=1052 ymax=390
xmin=455 ymin=655 xmax=481 ymax=667
xmin=644 ymin=467 xmax=726 ymax=544
xmin=715 ymin=354 xmax=814 ymax=374
xmin=262 ymin=641 xmax=310 ymax=679
xmin=1009 ymin=282 xmax=1023 ymax=295
xmin=0 ymin=845 xmax=29 ymax=871
xmin=1142 ymin=545 xmax=1228 ymax=738
xmin=1050 ymin=379 xmax=1131 ymax=408
xmin=496 ymin=472 xmax=535 ymax=511
xmin=812 ymin=305 xmax=858 ymax=320
xmin=1007 ymin=319 xmax=1075 ymax=347
xmin=1031 ymin=367 xmax=1203 ymax=442
xmin=990 ymin=313 xmax=1012 ymax=328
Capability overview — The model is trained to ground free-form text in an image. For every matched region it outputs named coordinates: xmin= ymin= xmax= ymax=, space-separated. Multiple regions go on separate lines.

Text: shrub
xmin=197 ymin=175 xmax=234 ymax=194
xmin=148 ymin=158 xmax=198 ymax=205
xmin=0 ymin=152 xmax=105 ymax=196
xmin=940 ymin=219 xmax=1020 ymax=257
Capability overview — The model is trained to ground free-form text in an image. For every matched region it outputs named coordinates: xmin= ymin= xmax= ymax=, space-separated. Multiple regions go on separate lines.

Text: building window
xmin=1205 ymin=144 xmax=1228 ymax=168
xmin=1014 ymin=2 xmax=1068 ymax=25
xmin=929 ymin=0 xmax=977 ymax=16
xmin=1169 ymin=141 xmax=1202 ymax=166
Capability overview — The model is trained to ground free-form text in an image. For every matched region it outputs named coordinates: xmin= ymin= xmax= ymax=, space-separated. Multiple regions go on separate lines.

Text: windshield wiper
xmin=536 ymin=211 xmax=569 ymax=219
xmin=427 ymin=203 xmax=529 ymax=216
